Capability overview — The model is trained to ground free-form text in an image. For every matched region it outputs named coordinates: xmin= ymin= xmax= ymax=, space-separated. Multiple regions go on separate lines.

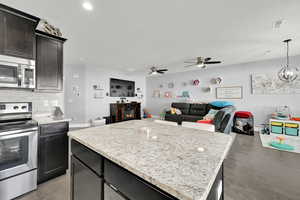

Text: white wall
xmin=146 ymin=55 xmax=300 ymax=125
xmin=64 ymin=64 xmax=146 ymax=122
xmin=64 ymin=64 xmax=87 ymax=122
xmin=85 ymin=66 xmax=146 ymax=121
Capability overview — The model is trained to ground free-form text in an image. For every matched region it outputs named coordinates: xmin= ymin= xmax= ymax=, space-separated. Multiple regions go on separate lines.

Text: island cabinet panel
xmin=71 ymin=139 xmax=225 ymax=200
xmin=104 ymin=183 xmax=126 ymax=200
xmin=71 ymin=139 xmax=103 ymax=176
xmin=71 ymin=156 xmax=103 ymax=200
xmin=207 ymin=164 xmax=224 ymax=200
xmin=104 ymin=159 xmax=176 ymax=200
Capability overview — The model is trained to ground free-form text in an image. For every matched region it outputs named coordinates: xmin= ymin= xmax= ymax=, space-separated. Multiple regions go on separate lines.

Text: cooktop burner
xmin=0 ymin=102 xmax=37 ymax=134
xmin=0 ymin=120 xmax=38 ymax=133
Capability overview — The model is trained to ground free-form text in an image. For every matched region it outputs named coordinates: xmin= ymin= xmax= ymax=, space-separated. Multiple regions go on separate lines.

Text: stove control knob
xmin=13 ymin=106 xmax=19 ymax=110
xmin=21 ymin=106 xmax=27 ymax=110
xmin=0 ymin=105 xmax=5 ymax=110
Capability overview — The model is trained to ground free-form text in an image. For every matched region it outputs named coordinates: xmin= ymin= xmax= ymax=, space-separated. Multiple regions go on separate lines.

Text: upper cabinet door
xmin=36 ymin=35 xmax=63 ymax=91
xmin=0 ymin=10 xmax=36 ymax=59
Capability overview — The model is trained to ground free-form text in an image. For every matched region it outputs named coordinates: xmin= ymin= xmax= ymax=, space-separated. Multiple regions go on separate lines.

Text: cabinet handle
xmin=109 ymin=184 xmax=118 ymax=192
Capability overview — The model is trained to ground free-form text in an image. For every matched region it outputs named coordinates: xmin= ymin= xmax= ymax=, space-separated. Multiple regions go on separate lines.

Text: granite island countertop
xmin=68 ymin=120 xmax=234 ymax=200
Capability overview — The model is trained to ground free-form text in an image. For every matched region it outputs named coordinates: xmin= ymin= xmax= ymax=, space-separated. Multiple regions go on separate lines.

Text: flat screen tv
xmin=110 ymin=78 xmax=135 ymax=97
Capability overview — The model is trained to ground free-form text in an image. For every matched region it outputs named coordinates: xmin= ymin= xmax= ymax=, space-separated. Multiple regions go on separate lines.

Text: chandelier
xmin=278 ymin=39 xmax=299 ymax=82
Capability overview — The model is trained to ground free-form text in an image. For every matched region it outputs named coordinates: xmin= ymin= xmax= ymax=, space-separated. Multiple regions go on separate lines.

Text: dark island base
xmin=70 ymin=139 xmax=224 ymax=200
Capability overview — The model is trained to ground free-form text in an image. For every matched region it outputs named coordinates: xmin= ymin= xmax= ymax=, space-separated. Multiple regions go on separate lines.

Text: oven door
xmin=0 ymin=130 xmax=37 ymax=180
xmin=0 ymin=61 xmax=20 ymax=88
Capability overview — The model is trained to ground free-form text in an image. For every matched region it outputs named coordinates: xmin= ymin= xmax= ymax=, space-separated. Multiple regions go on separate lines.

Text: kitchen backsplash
xmin=0 ymin=89 xmax=64 ymax=114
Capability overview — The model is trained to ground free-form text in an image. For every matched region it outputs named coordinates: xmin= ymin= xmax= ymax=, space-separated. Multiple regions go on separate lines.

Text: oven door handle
xmin=0 ymin=131 xmax=37 ymax=140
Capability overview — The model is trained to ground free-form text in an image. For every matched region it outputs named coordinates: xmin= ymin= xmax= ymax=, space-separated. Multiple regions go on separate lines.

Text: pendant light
xmin=278 ymin=39 xmax=299 ymax=82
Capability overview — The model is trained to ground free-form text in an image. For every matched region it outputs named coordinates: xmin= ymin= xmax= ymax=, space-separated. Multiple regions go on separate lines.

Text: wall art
xmin=94 ymin=91 xmax=104 ymax=99
xmin=251 ymin=74 xmax=300 ymax=95
xmin=192 ymin=79 xmax=200 ymax=86
xmin=164 ymin=91 xmax=173 ymax=98
xmin=168 ymin=82 xmax=174 ymax=89
xmin=211 ymin=77 xmax=223 ymax=85
xmin=216 ymin=86 xmax=243 ymax=99
xmin=152 ymin=90 xmax=161 ymax=98
xmin=202 ymin=87 xmax=212 ymax=93
xmin=177 ymin=91 xmax=190 ymax=98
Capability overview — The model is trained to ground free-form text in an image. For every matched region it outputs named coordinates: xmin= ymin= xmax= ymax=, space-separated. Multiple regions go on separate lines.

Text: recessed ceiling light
xmin=82 ymin=1 xmax=93 ymax=11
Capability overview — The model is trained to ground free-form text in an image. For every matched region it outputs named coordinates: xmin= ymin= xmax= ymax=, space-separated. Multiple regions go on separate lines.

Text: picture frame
xmin=216 ymin=86 xmax=243 ymax=99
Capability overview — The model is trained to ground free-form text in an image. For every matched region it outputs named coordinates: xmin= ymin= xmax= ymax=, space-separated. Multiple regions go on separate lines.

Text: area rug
xmin=259 ymin=133 xmax=300 ymax=154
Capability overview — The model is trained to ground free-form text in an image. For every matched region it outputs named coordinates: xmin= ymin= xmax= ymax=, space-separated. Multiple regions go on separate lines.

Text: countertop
xmin=68 ymin=120 xmax=234 ymax=200
xmin=33 ymin=114 xmax=72 ymax=125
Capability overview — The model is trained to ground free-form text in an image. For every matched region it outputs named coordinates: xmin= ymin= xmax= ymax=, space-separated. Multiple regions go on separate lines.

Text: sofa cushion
xmin=165 ymin=113 xmax=181 ymax=123
xmin=181 ymin=115 xmax=203 ymax=122
xmin=171 ymin=103 xmax=190 ymax=115
xmin=189 ymin=104 xmax=208 ymax=116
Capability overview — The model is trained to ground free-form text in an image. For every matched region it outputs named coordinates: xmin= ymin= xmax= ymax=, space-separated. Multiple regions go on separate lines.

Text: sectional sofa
xmin=165 ymin=102 xmax=236 ymax=134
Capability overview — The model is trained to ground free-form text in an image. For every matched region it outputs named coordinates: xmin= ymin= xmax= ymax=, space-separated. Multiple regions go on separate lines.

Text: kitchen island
xmin=68 ymin=120 xmax=234 ymax=200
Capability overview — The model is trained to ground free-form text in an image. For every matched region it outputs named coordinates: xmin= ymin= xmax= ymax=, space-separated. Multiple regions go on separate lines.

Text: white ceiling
xmin=2 ymin=0 xmax=300 ymax=73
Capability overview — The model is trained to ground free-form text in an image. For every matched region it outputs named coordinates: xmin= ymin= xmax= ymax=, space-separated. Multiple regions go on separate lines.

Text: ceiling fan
xmin=184 ymin=57 xmax=221 ymax=69
xmin=149 ymin=66 xmax=168 ymax=75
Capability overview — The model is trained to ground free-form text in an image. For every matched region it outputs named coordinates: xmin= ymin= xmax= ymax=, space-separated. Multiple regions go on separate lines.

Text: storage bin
xmin=285 ymin=127 xmax=298 ymax=136
xmin=271 ymin=126 xmax=283 ymax=134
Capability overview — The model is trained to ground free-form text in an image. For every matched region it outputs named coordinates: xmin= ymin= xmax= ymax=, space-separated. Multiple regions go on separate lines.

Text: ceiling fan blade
xmin=184 ymin=64 xmax=196 ymax=68
xmin=204 ymin=57 xmax=212 ymax=61
xmin=157 ymin=69 xmax=168 ymax=72
xmin=184 ymin=61 xmax=196 ymax=64
xmin=157 ymin=71 xmax=164 ymax=74
xmin=204 ymin=61 xmax=221 ymax=64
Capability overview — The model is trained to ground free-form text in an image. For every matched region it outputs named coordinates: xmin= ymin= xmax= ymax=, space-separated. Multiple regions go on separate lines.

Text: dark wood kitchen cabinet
xmin=36 ymin=31 xmax=67 ymax=92
xmin=38 ymin=122 xmax=69 ymax=184
xmin=0 ymin=4 xmax=39 ymax=59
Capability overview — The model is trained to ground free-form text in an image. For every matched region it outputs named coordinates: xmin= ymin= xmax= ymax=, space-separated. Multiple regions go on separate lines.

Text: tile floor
xmin=17 ymin=133 xmax=300 ymax=200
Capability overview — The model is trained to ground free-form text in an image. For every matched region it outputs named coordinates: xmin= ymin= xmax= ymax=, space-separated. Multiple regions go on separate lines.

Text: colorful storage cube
xmin=270 ymin=119 xmax=300 ymax=136
xmin=271 ymin=126 xmax=283 ymax=134
xmin=285 ymin=123 xmax=299 ymax=136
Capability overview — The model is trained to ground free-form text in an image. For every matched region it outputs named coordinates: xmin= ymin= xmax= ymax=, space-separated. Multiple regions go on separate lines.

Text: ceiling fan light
xmin=197 ymin=63 xmax=205 ymax=68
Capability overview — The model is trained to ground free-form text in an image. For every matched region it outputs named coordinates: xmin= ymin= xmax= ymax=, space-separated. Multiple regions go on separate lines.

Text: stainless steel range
xmin=0 ymin=102 xmax=38 ymax=200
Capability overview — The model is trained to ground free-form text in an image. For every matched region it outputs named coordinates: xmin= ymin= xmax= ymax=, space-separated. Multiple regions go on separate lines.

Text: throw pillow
xmin=170 ymin=107 xmax=176 ymax=115
xmin=175 ymin=108 xmax=182 ymax=115
xmin=210 ymin=101 xmax=234 ymax=108
xmin=203 ymin=109 xmax=219 ymax=120
xmin=170 ymin=107 xmax=182 ymax=115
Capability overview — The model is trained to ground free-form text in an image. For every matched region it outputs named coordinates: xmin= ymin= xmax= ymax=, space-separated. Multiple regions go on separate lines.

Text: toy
xmin=276 ymin=136 xmax=285 ymax=144
xmin=143 ymin=109 xmax=152 ymax=118
xmin=269 ymin=135 xmax=295 ymax=151
xmin=272 ymin=105 xmax=291 ymax=120
xmin=261 ymin=123 xmax=270 ymax=135
xmin=291 ymin=117 xmax=300 ymax=121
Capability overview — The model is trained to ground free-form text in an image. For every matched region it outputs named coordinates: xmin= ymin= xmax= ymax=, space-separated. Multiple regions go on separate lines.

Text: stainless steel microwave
xmin=0 ymin=55 xmax=35 ymax=89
